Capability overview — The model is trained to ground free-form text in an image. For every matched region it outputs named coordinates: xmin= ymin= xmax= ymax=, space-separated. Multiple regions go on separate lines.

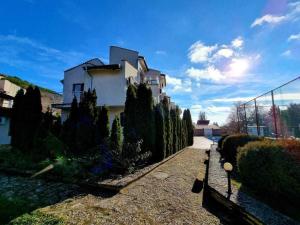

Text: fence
xmin=237 ymin=76 xmax=300 ymax=138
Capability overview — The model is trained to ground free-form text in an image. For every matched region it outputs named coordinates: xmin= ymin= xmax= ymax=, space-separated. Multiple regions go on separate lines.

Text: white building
xmin=0 ymin=75 xmax=22 ymax=144
xmin=54 ymin=46 xmax=170 ymax=126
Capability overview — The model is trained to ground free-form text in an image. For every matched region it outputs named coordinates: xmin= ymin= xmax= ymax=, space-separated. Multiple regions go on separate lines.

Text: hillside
xmin=0 ymin=75 xmax=59 ymax=95
xmin=0 ymin=74 xmax=62 ymax=113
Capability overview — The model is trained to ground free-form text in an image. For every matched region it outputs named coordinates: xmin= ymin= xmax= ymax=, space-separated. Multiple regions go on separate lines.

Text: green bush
xmin=237 ymin=140 xmax=300 ymax=204
xmin=221 ymin=134 xmax=261 ymax=164
xmin=0 ymin=195 xmax=30 ymax=224
xmin=0 ymin=146 xmax=37 ymax=170
xmin=217 ymin=135 xmax=228 ymax=150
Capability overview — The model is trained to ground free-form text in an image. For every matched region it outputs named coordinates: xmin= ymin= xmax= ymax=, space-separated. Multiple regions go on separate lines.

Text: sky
xmin=0 ymin=0 xmax=300 ymax=124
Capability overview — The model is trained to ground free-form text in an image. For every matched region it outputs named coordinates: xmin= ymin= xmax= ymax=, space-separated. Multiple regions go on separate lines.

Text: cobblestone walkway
xmin=35 ymin=137 xmax=223 ymax=224
xmin=0 ymin=173 xmax=82 ymax=208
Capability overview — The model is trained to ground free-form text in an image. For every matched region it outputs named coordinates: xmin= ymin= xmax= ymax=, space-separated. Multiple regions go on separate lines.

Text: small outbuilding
xmin=194 ymin=119 xmax=223 ymax=137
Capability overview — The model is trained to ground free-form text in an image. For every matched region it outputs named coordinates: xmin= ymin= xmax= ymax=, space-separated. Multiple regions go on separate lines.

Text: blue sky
xmin=0 ymin=0 xmax=300 ymax=124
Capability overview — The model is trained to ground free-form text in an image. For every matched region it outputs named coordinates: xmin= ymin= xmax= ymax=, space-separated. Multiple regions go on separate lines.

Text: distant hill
xmin=0 ymin=74 xmax=62 ymax=113
xmin=0 ymin=74 xmax=60 ymax=95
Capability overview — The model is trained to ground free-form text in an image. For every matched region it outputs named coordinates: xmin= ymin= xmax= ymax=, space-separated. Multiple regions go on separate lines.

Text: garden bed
xmin=0 ymin=145 xmax=186 ymax=192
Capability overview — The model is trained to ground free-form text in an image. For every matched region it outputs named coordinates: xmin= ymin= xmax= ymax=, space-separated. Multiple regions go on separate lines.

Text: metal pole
xmin=227 ymin=172 xmax=232 ymax=194
xmin=254 ymin=99 xmax=260 ymax=136
xmin=271 ymin=90 xmax=278 ymax=139
xmin=244 ymin=104 xmax=248 ymax=134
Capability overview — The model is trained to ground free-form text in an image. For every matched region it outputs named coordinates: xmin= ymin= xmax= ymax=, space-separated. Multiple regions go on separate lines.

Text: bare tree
xmin=198 ymin=111 xmax=207 ymax=121
xmin=222 ymin=102 xmax=246 ymax=134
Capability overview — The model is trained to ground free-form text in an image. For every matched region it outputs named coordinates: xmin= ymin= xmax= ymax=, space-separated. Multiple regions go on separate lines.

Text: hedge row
xmin=237 ymin=140 xmax=300 ymax=206
xmin=219 ymin=134 xmax=261 ymax=164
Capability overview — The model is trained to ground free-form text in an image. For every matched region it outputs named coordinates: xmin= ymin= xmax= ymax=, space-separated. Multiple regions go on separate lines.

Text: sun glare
xmin=228 ymin=58 xmax=249 ymax=76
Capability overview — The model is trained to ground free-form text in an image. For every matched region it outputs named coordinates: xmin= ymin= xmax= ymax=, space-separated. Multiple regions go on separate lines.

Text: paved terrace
xmin=27 ymin=137 xmax=222 ymax=224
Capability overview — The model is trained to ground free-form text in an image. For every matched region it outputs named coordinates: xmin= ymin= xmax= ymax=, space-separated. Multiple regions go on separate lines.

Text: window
xmin=72 ymin=83 xmax=84 ymax=92
xmin=72 ymin=83 xmax=84 ymax=101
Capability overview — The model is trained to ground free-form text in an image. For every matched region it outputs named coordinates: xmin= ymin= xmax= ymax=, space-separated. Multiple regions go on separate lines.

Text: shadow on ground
xmin=0 ymin=173 xmax=117 ymax=224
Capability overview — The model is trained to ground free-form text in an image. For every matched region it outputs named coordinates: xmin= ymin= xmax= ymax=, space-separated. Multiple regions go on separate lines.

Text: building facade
xmin=54 ymin=46 xmax=170 ymax=126
xmin=0 ymin=74 xmax=62 ymax=144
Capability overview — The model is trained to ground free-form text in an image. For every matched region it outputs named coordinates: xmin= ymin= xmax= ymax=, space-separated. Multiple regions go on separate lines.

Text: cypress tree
xmin=178 ymin=118 xmax=182 ymax=150
xmin=136 ymin=83 xmax=155 ymax=153
xmin=52 ymin=116 xmax=62 ymax=137
xmin=154 ymin=105 xmax=166 ymax=161
xmin=182 ymin=120 xmax=188 ymax=148
xmin=96 ymin=105 xmax=110 ymax=144
xmin=175 ymin=106 xmax=181 ymax=151
xmin=10 ymin=89 xmax=25 ymax=147
xmin=170 ymin=108 xmax=178 ymax=154
xmin=183 ymin=109 xmax=194 ymax=146
xmin=123 ymin=84 xmax=137 ymax=143
xmin=76 ymin=89 xmax=97 ymax=154
xmin=22 ymin=86 xmax=42 ymax=152
xmin=69 ymin=96 xmax=79 ymax=122
xmin=61 ymin=97 xmax=78 ymax=155
xmin=162 ymin=97 xmax=172 ymax=157
xmin=110 ymin=116 xmax=122 ymax=156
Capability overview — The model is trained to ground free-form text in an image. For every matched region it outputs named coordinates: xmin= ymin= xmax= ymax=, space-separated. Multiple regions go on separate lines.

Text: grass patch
xmin=9 ymin=211 xmax=64 ymax=225
xmin=0 ymin=145 xmax=40 ymax=171
xmin=0 ymin=195 xmax=35 ymax=224
xmin=0 ymin=145 xmax=105 ymax=183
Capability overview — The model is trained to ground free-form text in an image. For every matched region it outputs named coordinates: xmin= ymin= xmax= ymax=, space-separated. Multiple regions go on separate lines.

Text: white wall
xmin=63 ymin=65 xmax=91 ymax=104
xmin=110 ymin=46 xmax=139 ymax=68
xmin=90 ymin=69 xmax=125 ymax=106
xmin=0 ymin=79 xmax=22 ymax=97
xmin=108 ymin=106 xmax=124 ymax=127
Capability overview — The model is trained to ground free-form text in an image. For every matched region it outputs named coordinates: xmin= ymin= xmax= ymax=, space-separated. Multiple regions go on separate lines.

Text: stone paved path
xmin=34 ymin=137 xmax=223 ymax=224
xmin=0 ymin=173 xmax=82 ymax=208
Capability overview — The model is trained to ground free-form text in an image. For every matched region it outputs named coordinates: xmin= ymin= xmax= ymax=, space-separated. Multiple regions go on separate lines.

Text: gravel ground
xmin=35 ymin=137 xmax=223 ymax=225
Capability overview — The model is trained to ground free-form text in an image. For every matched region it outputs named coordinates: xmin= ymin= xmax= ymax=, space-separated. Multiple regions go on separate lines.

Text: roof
xmin=64 ymin=58 xmax=104 ymax=72
xmin=138 ymin=56 xmax=149 ymax=71
xmin=111 ymin=46 xmax=139 ymax=53
xmin=194 ymin=124 xmax=220 ymax=129
xmin=86 ymin=64 xmax=121 ymax=71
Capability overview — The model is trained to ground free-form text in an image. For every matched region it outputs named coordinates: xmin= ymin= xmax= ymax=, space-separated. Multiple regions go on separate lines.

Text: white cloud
xmin=215 ymin=48 xmax=234 ymax=58
xmin=251 ymin=14 xmax=285 ymax=27
xmin=288 ymin=33 xmax=300 ymax=41
xmin=251 ymin=1 xmax=300 ymax=28
xmin=155 ymin=50 xmax=167 ymax=55
xmin=188 ymin=41 xmax=217 ymax=63
xmin=228 ymin=58 xmax=250 ymax=77
xmin=282 ymin=50 xmax=291 ymax=56
xmin=189 ymin=104 xmax=231 ymax=124
xmin=231 ymin=37 xmax=244 ymax=48
xmin=166 ymin=75 xmax=192 ymax=93
xmin=186 ymin=66 xmax=225 ymax=82
xmin=0 ymin=34 xmax=87 ymax=80
xmin=208 ymin=96 xmax=254 ymax=103
xmin=166 ymin=75 xmax=182 ymax=86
